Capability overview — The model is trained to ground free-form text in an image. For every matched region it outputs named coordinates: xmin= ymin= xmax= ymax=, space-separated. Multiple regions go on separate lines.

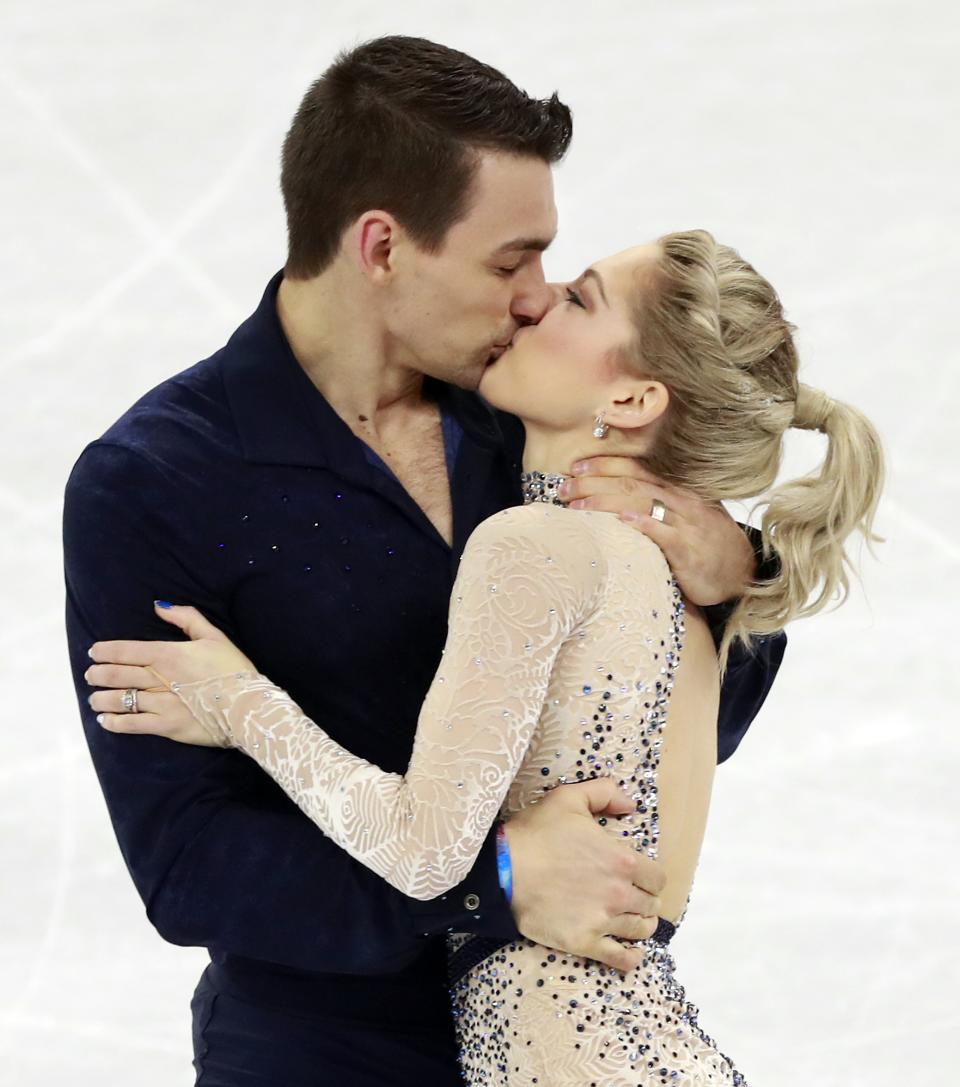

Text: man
xmin=64 ymin=36 xmax=784 ymax=1085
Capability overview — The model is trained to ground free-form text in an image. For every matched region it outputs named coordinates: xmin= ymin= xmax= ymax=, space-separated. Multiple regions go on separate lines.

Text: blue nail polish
xmin=154 ymin=600 xmax=173 ymax=609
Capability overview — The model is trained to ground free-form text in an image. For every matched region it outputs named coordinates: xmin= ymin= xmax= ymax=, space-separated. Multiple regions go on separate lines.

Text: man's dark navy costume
xmin=64 ymin=274 xmax=785 ymax=1086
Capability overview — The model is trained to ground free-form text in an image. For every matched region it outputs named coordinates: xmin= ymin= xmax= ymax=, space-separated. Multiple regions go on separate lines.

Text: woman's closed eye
xmin=565 ymin=287 xmax=586 ymax=309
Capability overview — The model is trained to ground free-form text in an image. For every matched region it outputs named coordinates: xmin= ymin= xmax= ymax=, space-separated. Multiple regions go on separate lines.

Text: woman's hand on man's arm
xmin=86 ymin=602 xmax=254 ymax=744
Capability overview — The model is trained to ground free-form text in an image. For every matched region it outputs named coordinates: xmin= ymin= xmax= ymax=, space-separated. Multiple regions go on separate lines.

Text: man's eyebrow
xmin=582 ymin=268 xmax=609 ymax=306
xmin=493 ymin=235 xmax=555 ymax=255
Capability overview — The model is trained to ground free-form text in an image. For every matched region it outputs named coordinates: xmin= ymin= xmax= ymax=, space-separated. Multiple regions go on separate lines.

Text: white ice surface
xmin=1 ymin=1 xmax=958 ymax=1084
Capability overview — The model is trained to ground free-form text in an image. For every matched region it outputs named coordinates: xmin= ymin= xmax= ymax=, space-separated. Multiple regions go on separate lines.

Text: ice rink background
xmin=1 ymin=1 xmax=958 ymax=1083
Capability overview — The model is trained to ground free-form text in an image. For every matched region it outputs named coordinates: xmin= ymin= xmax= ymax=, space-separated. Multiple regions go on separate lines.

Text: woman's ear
xmin=603 ymin=380 xmax=669 ymax=432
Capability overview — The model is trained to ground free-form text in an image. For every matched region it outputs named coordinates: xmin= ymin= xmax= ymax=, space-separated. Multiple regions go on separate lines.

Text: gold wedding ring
xmin=121 ymin=688 xmax=139 ymax=714
xmin=650 ymin=499 xmax=668 ymax=523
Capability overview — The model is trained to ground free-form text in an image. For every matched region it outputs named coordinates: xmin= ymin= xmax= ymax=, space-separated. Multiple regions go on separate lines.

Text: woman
xmin=87 ymin=230 xmax=883 ymax=1085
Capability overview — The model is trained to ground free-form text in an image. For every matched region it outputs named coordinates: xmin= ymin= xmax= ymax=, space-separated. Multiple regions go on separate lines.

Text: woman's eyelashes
xmin=565 ymin=287 xmax=586 ymax=309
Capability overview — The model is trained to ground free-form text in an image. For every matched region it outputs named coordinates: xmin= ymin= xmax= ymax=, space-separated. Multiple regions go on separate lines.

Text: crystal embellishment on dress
xmin=521 ymin=470 xmax=568 ymax=506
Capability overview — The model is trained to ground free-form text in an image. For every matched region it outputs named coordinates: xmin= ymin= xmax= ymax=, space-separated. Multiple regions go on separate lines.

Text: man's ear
xmin=350 ymin=211 xmax=400 ymax=283
xmin=603 ymin=380 xmax=669 ymax=431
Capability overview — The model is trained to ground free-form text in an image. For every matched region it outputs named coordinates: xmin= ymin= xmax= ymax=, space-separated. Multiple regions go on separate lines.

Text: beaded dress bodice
xmin=519 ymin=469 xmax=569 ymax=506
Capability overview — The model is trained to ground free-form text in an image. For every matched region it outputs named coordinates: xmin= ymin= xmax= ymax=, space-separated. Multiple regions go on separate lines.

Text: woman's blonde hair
xmin=624 ymin=229 xmax=884 ymax=670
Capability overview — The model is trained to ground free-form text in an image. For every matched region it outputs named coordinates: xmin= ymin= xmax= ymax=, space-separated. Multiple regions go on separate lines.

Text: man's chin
xmin=447 ymin=358 xmax=487 ymax=393
xmin=460 ymin=343 xmax=512 ymax=397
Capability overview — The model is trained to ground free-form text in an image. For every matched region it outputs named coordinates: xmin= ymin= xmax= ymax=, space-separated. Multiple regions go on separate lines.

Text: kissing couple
xmin=67 ymin=35 xmax=882 ymax=1087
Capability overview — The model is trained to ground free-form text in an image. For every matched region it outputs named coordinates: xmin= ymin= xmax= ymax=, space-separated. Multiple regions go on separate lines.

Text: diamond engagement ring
xmin=122 ymin=688 xmax=139 ymax=714
xmin=650 ymin=499 xmax=668 ymax=523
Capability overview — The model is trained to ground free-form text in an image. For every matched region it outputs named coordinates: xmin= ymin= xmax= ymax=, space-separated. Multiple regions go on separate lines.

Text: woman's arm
xmin=170 ymin=508 xmax=603 ymax=901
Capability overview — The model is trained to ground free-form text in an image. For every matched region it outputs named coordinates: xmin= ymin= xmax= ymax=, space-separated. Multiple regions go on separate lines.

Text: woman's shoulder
xmin=468 ymin=503 xmax=600 ymax=553
xmin=462 ymin=505 xmax=608 ymax=583
xmin=557 ymin=511 xmax=675 ymax=613
xmin=459 ymin=507 xmax=606 ymax=616
xmin=461 ymin=507 xmax=675 ymax=609
xmin=576 ymin=510 xmax=670 ymax=567
xmin=468 ymin=505 xmax=667 ymax=565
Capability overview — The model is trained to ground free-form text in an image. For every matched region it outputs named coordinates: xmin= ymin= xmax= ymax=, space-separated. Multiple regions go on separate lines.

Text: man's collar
xmin=221 ymin=271 xmax=505 ymax=469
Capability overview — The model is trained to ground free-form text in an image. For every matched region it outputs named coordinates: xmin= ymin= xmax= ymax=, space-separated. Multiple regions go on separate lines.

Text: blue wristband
xmin=495 ymin=822 xmax=513 ymax=905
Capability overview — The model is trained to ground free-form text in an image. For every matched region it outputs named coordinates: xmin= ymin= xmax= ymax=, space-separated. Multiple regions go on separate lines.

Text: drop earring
xmin=592 ymin=412 xmax=609 ymax=439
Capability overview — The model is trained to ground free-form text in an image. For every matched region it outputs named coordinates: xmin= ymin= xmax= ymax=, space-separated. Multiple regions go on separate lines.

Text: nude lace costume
xmin=172 ymin=503 xmax=748 ymax=1086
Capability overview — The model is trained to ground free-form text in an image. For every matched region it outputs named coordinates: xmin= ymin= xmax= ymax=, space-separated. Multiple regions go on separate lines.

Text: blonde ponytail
xmin=618 ymin=230 xmax=884 ymax=672
xmin=792 ymin=383 xmax=833 ymax=433
xmin=717 ymin=388 xmax=884 ymax=671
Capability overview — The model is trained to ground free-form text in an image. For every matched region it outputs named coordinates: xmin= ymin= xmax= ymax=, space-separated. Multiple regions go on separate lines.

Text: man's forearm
xmin=707 ymin=523 xmax=787 ymax=762
xmin=702 ymin=523 xmax=781 ymax=645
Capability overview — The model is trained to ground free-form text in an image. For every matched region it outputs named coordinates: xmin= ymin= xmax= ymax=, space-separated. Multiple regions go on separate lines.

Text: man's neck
xmin=276 ymin=273 xmax=428 ymax=434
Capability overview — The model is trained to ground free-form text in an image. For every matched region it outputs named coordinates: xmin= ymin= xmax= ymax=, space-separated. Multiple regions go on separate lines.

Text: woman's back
xmin=450 ymin=503 xmax=741 ymax=1085
xmin=499 ymin=503 xmax=720 ymax=925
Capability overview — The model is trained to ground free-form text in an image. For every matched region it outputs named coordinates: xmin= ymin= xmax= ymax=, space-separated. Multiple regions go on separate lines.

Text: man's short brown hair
xmin=280 ymin=36 xmax=572 ymax=279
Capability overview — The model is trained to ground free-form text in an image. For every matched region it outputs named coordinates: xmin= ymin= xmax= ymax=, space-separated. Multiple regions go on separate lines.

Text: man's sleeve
xmin=64 ymin=442 xmax=520 ymax=975
xmin=704 ymin=525 xmax=787 ymax=764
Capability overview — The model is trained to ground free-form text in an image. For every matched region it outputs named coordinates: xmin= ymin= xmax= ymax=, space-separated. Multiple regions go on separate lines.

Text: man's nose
xmin=510 ymin=273 xmax=562 ymax=325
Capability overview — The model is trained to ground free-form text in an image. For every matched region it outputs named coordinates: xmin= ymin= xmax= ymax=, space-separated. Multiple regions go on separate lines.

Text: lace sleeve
xmin=171 ymin=508 xmax=603 ymax=901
